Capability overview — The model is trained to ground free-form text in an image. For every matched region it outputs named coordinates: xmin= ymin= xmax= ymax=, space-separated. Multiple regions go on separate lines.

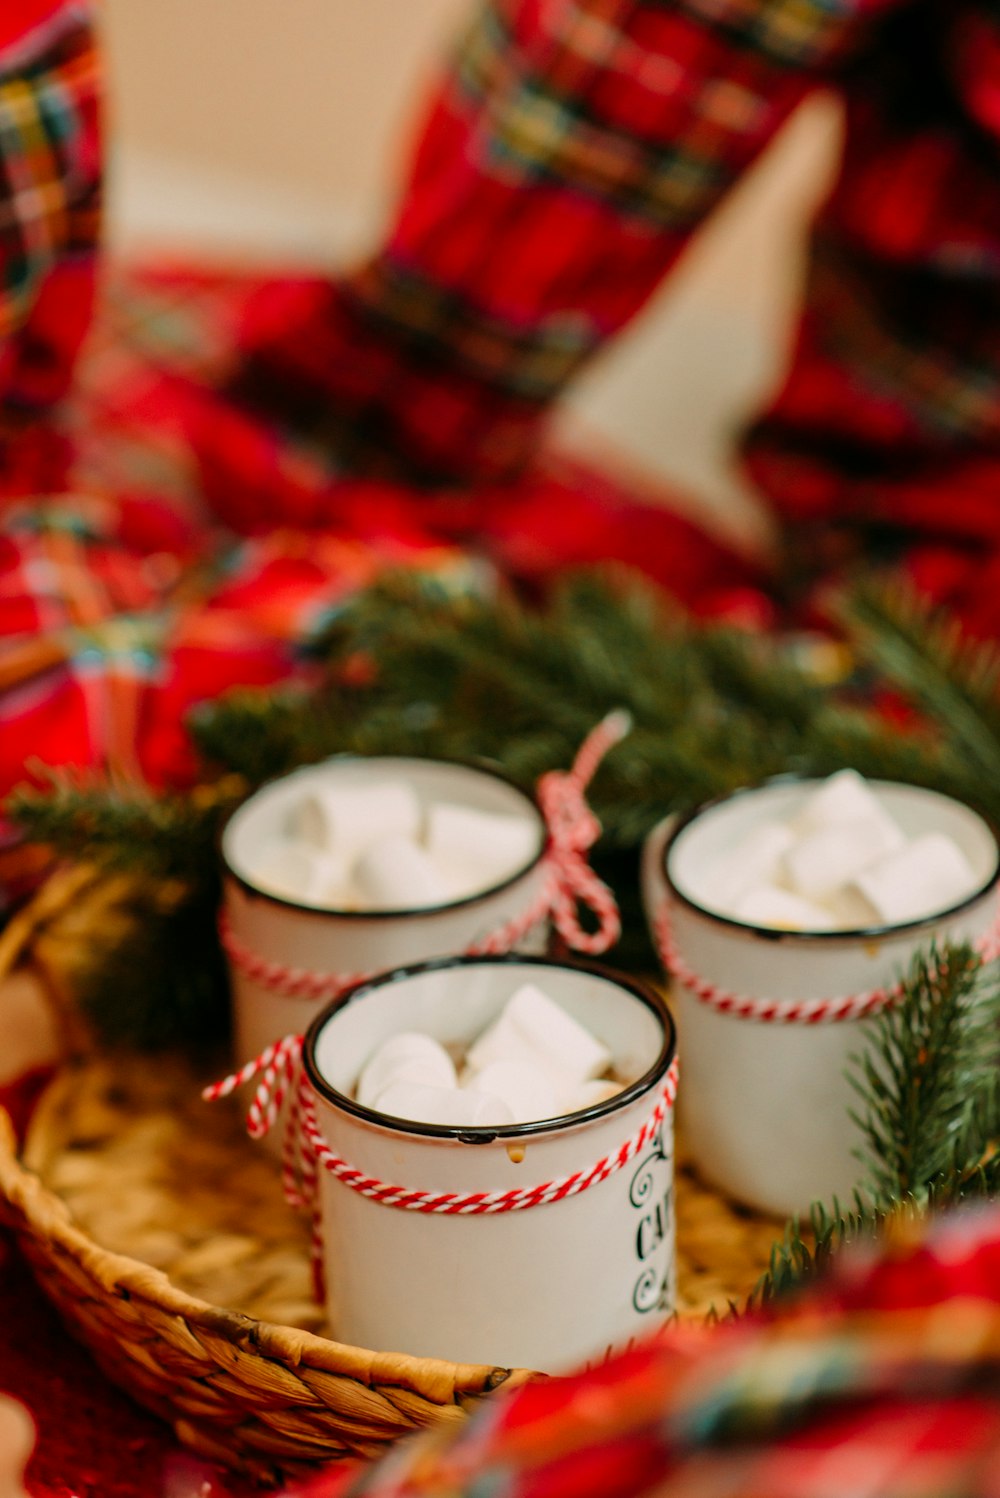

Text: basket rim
xmin=0 ymin=1098 xmax=534 ymax=1401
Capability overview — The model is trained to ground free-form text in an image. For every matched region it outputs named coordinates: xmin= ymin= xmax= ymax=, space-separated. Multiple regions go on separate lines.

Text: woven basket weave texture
xmin=0 ymin=868 xmax=785 ymax=1483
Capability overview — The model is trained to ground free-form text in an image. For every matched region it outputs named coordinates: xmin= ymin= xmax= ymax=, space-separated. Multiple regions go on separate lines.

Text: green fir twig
xmin=751 ymin=942 xmax=1000 ymax=1305
xmin=7 ymin=565 xmax=1000 ymax=1083
xmin=849 ymin=942 xmax=1000 ymax=1200
xmin=841 ymin=580 xmax=1000 ymax=818
xmin=8 ymin=764 xmax=248 ymax=885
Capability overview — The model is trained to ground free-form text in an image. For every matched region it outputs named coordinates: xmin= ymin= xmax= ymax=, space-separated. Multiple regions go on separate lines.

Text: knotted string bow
xmin=219 ymin=709 xmax=632 ymax=996
xmin=530 ymin=708 xmax=631 ymax=956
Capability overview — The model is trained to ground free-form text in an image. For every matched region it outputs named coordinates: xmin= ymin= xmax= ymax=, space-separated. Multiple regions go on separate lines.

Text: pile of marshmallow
xmin=251 ymin=775 xmax=540 ymax=911
xmin=353 ymin=983 xmax=621 ymax=1127
xmin=705 ymin=769 xmax=980 ymax=931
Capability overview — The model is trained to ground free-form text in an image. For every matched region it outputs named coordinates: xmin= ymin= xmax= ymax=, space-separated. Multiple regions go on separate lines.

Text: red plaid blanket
xmin=217 ymin=0 xmax=1000 ymax=627
xmin=0 ymin=4 xmax=99 ymax=499
xmin=0 ymin=254 xmax=764 ymax=836
xmin=281 ymin=1207 xmax=1000 ymax=1498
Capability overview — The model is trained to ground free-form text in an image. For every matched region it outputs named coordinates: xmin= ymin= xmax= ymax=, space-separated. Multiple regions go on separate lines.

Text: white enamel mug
xmin=221 ymin=756 xmax=549 ymax=1073
xmin=301 ymin=954 xmax=678 ymax=1373
xmin=642 ymin=778 xmax=1000 ymax=1219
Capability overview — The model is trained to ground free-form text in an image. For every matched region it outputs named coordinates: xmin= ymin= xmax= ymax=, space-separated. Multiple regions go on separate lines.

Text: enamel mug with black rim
xmin=641 ymin=778 xmax=1000 ymax=1219
xmin=302 ymin=954 xmax=678 ymax=1373
xmin=221 ymin=757 xmax=550 ymax=1075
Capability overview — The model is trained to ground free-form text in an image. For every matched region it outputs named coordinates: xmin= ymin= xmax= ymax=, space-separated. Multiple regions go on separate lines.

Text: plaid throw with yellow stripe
xmin=0 ymin=3 xmax=100 ymax=493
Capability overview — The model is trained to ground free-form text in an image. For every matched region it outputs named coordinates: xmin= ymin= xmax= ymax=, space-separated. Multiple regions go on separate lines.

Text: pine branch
xmin=55 ymin=873 xmax=231 ymax=1053
xmin=5 ymin=770 xmax=242 ymax=1051
xmin=9 ymin=566 xmax=995 ymax=1062
xmin=752 ymin=942 xmax=1000 ymax=1306
xmin=748 ymin=1197 xmax=887 ymax=1310
xmin=300 ymin=569 xmax=954 ymax=848
xmin=848 ymin=943 xmax=1000 ymax=1202
xmin=190 ymin=683 xmax=394 ymax=784
xmin=841 ymin=580 xmax=1000 ymax=807
xmin=8 ymin=765 xmax=248 ymax=886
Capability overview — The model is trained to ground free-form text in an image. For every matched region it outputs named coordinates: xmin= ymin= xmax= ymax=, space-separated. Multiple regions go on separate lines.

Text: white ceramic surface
xmin=641 ymin=779 xmax=1000 ymax=1219
xmin=303 ymin=955 xmax=676 ymax=1373
xmin=221 ymin=757 xmax=549 ymax=1073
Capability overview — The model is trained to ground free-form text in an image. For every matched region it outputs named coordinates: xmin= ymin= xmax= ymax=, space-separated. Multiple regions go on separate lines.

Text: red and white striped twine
xmin=218 ymin=711 xmax=630 ymax=1001
xmin=205 ymin=1038 xmax=678 ymax=1220
xmin=654 ymin=896 xmax=1000 ymax=1025
xmin=202 ymin=1032 xmax=310 ymax=1206
xmin=299 ymin=1058 xmax=678 ymax=1215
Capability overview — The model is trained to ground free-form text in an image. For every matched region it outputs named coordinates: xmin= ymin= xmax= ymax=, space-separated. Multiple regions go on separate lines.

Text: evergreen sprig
xmin=6 ymin=565 xmax=986 ymax=1047
xmin=6 ymin=768 xmax=245 ymax=1051
xmin=8 ymin=765 xmax=248 ymax=885
xmin=850 ymin=942 xmax=1000 ymax=1200
xmin=196 ymin=569 xmax=957 ymax=853
xmin=47 ymin=871 xmax=232 ymax=1053
xmin=751 ymin=942 xmax=1000 ymax=1305
xmin=840 ymin=581 xmax=1000 ymax=818
xmin=749 ymin=1197 xmax=887 ymax=1310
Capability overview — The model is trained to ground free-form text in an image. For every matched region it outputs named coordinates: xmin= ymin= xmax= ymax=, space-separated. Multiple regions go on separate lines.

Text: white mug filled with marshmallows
xmin=302 ymin=955 xmax=677 ymax=1371
xmin=220 ymin=756 xmax=550 ymax=1078
xmin=644 ymin=771 xmax=1000 ymax=1217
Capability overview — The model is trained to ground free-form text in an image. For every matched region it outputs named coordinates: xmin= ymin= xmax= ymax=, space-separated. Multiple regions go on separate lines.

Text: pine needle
xmin=753 ymin=942 xmax=1000 ymax=1306
xmin=8 ymin=765 xmax=247 ymax=885
xmin=841 ymin=579 xmax=1000 ymax=799
xmin=849 ymin=943 xmax=1000 ymax=1202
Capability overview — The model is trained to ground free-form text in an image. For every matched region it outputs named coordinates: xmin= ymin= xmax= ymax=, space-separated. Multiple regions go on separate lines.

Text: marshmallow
xmin=353 ymin=835 xmax=451 ymax=911
xmin=467 ymin=983 xmax=612 ymax=1087
xmin=792 ymin=769 xmax=899 ymax=839
xmin=466 ymin=1059 xmax=560 ymax=1125
xmin=292 ymin=779 xmax=422 ymax=863
xmin=855 ymin=833 xmax=979 ymax=925
xmin=782 ymin=817 xmax=904 ymax=903
xmin=733 ymin=884 xmax=835 ymax=931
xmin=249 ymin=839 xmax=354 ymax=906
xmin=426 ymin=803 xmax=540 ymax=900
xmin=565 ymin=1078 xmax=624 ymax=1113
xmin=702 ymin=820 xmax=795 ymax=911
xmin=823 ymin=884 xmax=881 ymax=930
xmin=373 ymin=1080 xmax=514 ymax=1128
xmin=356 ymin=1032 xmax=457 ymax=1109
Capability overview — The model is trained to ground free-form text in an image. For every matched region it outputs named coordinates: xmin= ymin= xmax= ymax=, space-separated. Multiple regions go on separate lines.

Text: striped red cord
xmin=654 ymin=897 xmax=1000 ymax=1024
xmin=219 ymin=711 xmax=630 ymax=999
xmin=206 ymin=1037 xmax=678 ymax=1219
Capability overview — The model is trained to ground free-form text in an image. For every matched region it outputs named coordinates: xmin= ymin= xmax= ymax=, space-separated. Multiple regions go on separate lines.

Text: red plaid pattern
xmin=0 ymin=3 xmax=100 ymax=496
xmin=216 ymin=0 xmax=1000 ymax=619
xmin=283 ymin=1206 xmax=1000 ymax=1498
xmin=0 ymin=260 xmax=762 ymax=832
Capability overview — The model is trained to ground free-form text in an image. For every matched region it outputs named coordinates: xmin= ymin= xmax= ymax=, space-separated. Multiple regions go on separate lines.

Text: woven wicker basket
xmin=0 ymin=868 xmax=784 ymax=1483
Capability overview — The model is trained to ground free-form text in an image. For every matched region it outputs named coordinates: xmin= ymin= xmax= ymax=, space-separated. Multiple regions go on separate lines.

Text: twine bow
xmin=219 ymin=710 xmax=632 ymax=996
xmin=532 ymin=708 xmax=631 ymax=956
xmin=205 ymin=1033 xmax=679 ymax=1228
xmin=203 ymin=1033 xmax=311 ymax=1209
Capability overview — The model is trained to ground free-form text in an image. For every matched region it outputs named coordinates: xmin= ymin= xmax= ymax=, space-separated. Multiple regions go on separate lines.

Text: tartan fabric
xmin=0 ymin=484 xmax=466 ymax=798
xmin=0 ymin=5 xmax=67 ymax=53
xmin=0 ymin=2 xmax=100 ymax=496
xmin=0 ymin=260 xmax=763 ymax=842
xmin=222 ymin=0 xmax=1000 ymax=608
xmin=283 ymin=1207 xmax=1000 ymax=1498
